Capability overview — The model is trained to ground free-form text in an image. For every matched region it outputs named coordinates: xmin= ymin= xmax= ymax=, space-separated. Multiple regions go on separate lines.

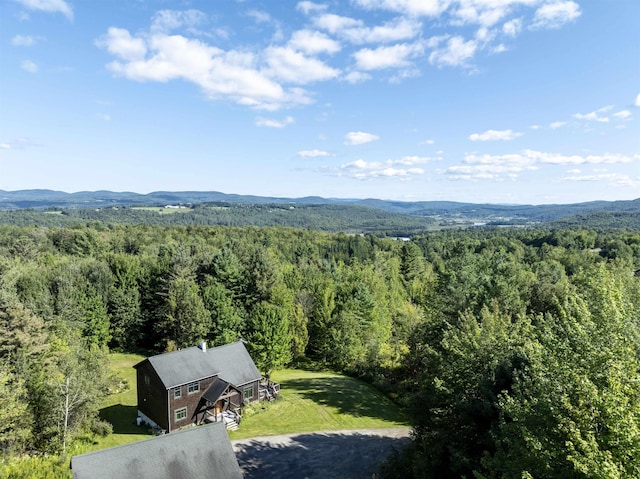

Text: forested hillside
xmin=0 ymin=223 xmax=639 ymax=478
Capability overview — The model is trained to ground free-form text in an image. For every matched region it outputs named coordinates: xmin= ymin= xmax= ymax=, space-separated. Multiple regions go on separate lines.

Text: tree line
xmin=0 ymin=223 xmax=639 ymax=478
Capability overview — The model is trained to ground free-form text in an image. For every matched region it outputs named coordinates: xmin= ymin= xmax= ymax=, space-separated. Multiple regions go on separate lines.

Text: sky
xmin=0 ymin=0 xmax=639 ymax=205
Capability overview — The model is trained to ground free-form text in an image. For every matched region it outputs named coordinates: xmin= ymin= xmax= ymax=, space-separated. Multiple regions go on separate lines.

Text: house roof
xmin=135 ymin=341 xmax=261 ymax=389
xmin=71 ymin=422 xmax=243 ymax=479
xmin=202 ymin=377 xmax=230 ymax=404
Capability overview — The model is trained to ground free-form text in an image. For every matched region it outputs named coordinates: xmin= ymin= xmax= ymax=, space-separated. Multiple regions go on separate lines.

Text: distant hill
xmin=0 ymin=189 xmax=638 ymax=232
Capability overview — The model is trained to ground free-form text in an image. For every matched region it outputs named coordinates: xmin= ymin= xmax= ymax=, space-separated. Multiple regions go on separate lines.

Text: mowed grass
xmin=83 ymin=355 xmax=408 ymax=450
xmin=229 ymin=369 xmax=409 ymax=440
xmin=67 ymin=352 xmax=151 ymax=457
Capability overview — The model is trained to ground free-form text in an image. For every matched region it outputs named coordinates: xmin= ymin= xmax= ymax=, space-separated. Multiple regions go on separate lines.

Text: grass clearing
xmin=67 ymin=352 xmax=151 ymax=457
xmin=229 ymin=369 xmax=409 ymax=440
xmin=78 ymin=356 xmax=408 ymax=450
xmin=130 ymin=206 xmax=190 ymax=214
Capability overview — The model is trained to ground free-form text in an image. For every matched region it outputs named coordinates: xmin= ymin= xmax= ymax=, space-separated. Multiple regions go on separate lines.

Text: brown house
xmin=134 ymin=341 xmax=264 ymax=433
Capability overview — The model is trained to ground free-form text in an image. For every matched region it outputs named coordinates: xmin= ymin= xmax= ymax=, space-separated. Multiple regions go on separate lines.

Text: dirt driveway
xmin=232 ymin=428 xmax=411 ymax=479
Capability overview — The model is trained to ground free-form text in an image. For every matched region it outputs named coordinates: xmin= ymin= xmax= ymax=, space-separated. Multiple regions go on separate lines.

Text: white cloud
xmin=573 ymin=110 xmax=610 ymax=123
xmin=469 ymin=129 xmax=523 ymax=141
xmin=264 ymin=46 xmax=340 ymax=84
xmin=530 ymin=124 xmax=541 ymax=130
xmin=97 ymin=29 xmax=313 ymax=110
xmin=296 ymin=1 xmax=327 ymax=15
xmin=97 ymin=113 xmax=111 ymax=122
xmin=354 ymin=41 xmax=424 ymax=70
xmin=444 ymin=149 xmax=640 ymax=181
xmin=289 ymin=30 xmax=341 ymax=54
xmin=394 ymin=155 xmax=437 ymax=165
xmin=549 ymin=121 xmax=566 ymax=129
xmin=490 ymin=43 xmax=507 ymax=54
xmin=314 ymin=14 xmax=421 ymax=44
xmin=346 ymin=18 xmax=423 ymax=44
xmin=344 ymin=131 xmax=380 ymax=145
xmin=353 ymin=0 xmax=450 ymax=17
xmin=562 ymin=173 xmax=640 ymax=187
xmin=502 ymin=18 xmax=522 ymax=37
xmin=247 ymin=9 xmax=272 ymax=24
xmin=635 ymin=93 xmax=640 ymax=108
xmin=613 ymin=110 xmax=632 ymax=119
xmin=314 ymin=13 xmax=362 ymax=34
xmin=343 ymin=70 xmax=372 ymax=83
xmin=255 ymin=116 xmax=295 ymax=128
xmin=21 ymin=59 xmax=38 ymax=72
xmin=429 ymin=36 xmax=477 ymax=67
xmin=453 ymin=1 xmax=516 ymax=27
xmin=340 ymin=156 xmax=435 ymax=179
xmin=150 ymin=10 xmax=207 ymax=33
xmin=422 ymin=139 xmax=435 ymax=145
xmin=96 ymin=27 xmax=147 ymax=62
xmin=531 ymin=1 xmax=581 ymax=30
xmin=298 ymin=149 xmax=330 ymax=157
xmin=11 ymin=34 xmax=40 ymax=46
xmin=15 ymin=0 xmax=73 ymax=20
xmin=0 ymin=137 xmax=37 ymax=149
xmin=526 ymin=150 xmax=639 ymax=165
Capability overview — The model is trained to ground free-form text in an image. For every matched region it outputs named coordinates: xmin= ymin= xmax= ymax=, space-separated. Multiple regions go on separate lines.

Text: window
xmin=144 ymin=375 xmax=150 ymax=386
xmin=243 ymin=385 xmax=254 ymax=400
xmin=187 ymin=381 xmax=200 ymax=394
xmin=174 ymin=387 xmax=181 ymax=399
xmin=175 ymin=407 xmax=187 ymax=422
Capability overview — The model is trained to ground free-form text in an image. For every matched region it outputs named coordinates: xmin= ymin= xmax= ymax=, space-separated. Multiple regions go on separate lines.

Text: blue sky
xmin=0 ymin=0 xmax=638 ymax=204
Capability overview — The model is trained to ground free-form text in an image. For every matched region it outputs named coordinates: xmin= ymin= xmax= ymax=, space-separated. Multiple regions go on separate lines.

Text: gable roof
xmin=135 ymin=341 xmax=261 ymax=389
xmin=71 ymin=422 xmax=243 ymax=479
xmin=202 ymin=377 xmax=230 ymax=404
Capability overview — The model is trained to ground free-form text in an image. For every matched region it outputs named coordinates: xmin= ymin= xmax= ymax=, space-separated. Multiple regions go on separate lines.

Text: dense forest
xmin=0 ymin=222 xmax=639 ymax=478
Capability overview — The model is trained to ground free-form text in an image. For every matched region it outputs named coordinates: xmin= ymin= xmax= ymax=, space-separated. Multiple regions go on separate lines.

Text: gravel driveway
xmin=232 ymin=428 xmax=411 ymax=479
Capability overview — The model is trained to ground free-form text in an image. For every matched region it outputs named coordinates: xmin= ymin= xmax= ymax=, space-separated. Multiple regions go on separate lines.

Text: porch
xmin=259 ymin=380 xmax=280 ymax=401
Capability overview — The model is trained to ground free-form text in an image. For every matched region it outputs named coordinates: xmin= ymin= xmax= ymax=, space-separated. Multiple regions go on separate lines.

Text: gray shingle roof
xmin=71 ymin=422 xmax=243 ymax=479
xmin=135 ymin=341 xmax=261 ymax=389
xmin=202 ymin=377 xmax=230 ymax=404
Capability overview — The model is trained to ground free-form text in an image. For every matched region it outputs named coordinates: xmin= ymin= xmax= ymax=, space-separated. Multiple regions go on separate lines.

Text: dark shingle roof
xmin=202 ymin=377 xmax=230 ymax=404
xmin=205 ymin=341 xmax=262 ymax=387
xmin=135 ymin=341 xmax=261 ymax=389
xmin=71 ymin=422 xmax=242 ymax=479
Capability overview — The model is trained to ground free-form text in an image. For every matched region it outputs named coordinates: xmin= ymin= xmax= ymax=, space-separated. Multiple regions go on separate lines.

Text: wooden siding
xmin=136 ymin=361 xmax=169 ymax=431
xmin=241 ymin=380 xmax=260 ymax=404
xmin=168 ymin=375 xmax=218 ymax=432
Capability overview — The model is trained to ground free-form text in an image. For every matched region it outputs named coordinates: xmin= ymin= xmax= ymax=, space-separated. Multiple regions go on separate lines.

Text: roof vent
xmin=198 ymin=341 xmax=207 ymax=352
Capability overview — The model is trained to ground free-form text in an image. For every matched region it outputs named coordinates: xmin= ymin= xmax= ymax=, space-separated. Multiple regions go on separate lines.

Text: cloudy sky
xmin=1 ymin=0 xmax=639 ymax=204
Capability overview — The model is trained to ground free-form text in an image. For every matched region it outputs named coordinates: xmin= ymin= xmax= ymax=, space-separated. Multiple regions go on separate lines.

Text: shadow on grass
xmin=99 ymin=404 xmax=145 ymax=435
xmin=282 ymin=377 xmax=407 ymax=424
xmin=234 ymin=431 xmax=410 ymax=479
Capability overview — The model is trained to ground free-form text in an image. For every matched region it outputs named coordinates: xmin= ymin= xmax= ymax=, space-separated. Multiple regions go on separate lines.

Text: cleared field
xmin=229 ymin=369 xmax=408 ymax=440
xmin=130 ymin=206 xmax=191 ymax=214
xmin=90 ymin=355 xmax=407 ymax=447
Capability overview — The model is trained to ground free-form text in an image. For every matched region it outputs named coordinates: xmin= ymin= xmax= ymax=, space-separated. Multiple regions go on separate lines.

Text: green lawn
xmin=229 ymin=369 xmax=409 ymax=440
xmin=1 ymin=354 xmax=408 ymax=478
xmin=66 ymin=352 xmax=151 ymax=457
xmin=75 ymin=355 xmax=408 ymax=450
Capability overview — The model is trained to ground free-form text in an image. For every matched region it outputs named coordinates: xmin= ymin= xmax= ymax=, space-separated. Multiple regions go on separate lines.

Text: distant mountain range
xmin=0 ymin=189 xmax=638 ymax=228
